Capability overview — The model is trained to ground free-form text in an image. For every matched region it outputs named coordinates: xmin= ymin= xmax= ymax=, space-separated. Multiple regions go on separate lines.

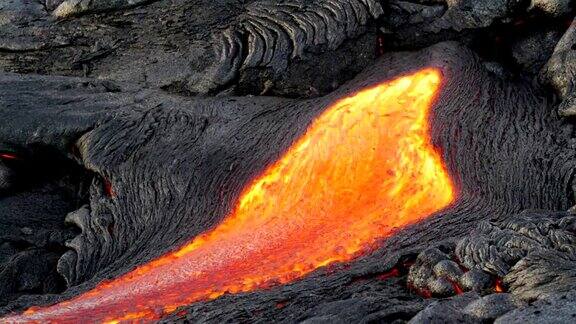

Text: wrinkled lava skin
xmin=0 ymin=42 xmax=575 ymax=322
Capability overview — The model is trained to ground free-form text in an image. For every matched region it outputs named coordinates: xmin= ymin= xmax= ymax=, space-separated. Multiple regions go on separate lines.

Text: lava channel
xmin=4 ymin=68 xmax=455 ymax=323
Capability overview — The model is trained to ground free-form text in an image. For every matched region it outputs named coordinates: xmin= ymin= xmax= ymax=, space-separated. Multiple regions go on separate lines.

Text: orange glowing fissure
xmin=4 ymin=68 xmax=455 ymax=323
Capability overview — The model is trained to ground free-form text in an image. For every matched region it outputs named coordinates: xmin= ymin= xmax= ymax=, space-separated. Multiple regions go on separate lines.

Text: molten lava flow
xmin=5 ymin=68 xmax=454 ymax=323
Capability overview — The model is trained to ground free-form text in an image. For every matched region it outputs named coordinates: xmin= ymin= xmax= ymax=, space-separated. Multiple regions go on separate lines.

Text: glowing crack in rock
xmin=4 ymin=68 xmax=455 ymax=323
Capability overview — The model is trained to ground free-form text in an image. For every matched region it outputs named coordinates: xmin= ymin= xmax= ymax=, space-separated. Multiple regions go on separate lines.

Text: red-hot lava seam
xmin=349 ymin=255 xmax=415 ymax=285
xmin=0 ymin=153 xmax=18 ymax=160
xmin=494 ymin=277 xmax=506 ymax=293
xmin=447 ymin=278 xmax=464 ymax=295
xmin=103 ymin=179 xmax=115 ymax=198
xmin=3 ymin=68 xmax=455 ymax=323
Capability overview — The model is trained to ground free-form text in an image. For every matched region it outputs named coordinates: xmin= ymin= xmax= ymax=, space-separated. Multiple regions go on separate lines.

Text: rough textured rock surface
xmin=456 ymin=210 xmax=576 ymax=301
xmin=1 ymin=0 xmax=576 ymax=322
xmin=52 ymin=0 xmax=153 ymax=18
xmin=540 ymin=17 xmax=576 ymax=117
xmin=495 ymin=291 xmax=576 ymax=323
xmin=0 ymin=0 xmax=387 ymax=97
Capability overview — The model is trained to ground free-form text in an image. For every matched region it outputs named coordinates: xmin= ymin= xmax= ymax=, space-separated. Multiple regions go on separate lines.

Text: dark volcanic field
xmin=1 ymin=0 xmax=576 ymax=322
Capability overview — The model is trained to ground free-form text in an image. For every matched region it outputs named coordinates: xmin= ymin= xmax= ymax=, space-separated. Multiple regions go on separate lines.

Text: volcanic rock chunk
xmin=407 ymin=246 xmax=496 ymax=296
xmin=0 ymin=163 xmax=14 ymax=193
xmin=540 ymin=17 xmax=576 ymax=116
xmin=463 ymin=293 xmax=522 ymax=320
xmin=494 ymin=291 xmax=576 ymax=323
xmin=528 ymin=0 xmax=573 ymax=17
xmin=58 ymin=205 xmax=108 ymax=286
xmin=409 ymin=292 xmax=526 ymax=322
xmin=384 ymin=0 xmax=530 ymax=48
xmin=433 ymin=259 xmax=464 ymax=281
xmin=0 ymin=250 xmax=64 ymax=303
xmin=408 ymin=292 xmax=480 ymax=324
xmin=407 ymin=240 xmax=531 ymax=297
xmin=52 ymin=0 xmax=151 ymax=18
xmin=0 ymin=0 xmax=47 ymax=25
xmin=44 ymin=0 xmax=68 ymax=12
xmin=386 ymin=0 xmax=447 ymax=28
xmin=427 ymin=277 xmax=457 ymax=297
xmin=511 ymin=30 xmax=563 ymax=74
xmin=459 ymin=268 xmax=492 ymax=292
xmin=407 ymin=247 xmax=460 ymax=296
xmin=440 ymin=0 xmax=522 ymax=30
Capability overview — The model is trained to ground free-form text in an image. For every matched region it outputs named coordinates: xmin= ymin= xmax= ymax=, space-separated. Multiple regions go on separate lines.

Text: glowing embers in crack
xmin=407 ymin=249 xmax=508 ymax=299
xmin=0 ymin=152 xmax=18 ymax=160
xmin=103 ymin=178 xmax=115 ymax=198
xmin=8 ymin=68 xmax=454 ymax=323
xmin=494 ymin=278 xmax=506 ymax=293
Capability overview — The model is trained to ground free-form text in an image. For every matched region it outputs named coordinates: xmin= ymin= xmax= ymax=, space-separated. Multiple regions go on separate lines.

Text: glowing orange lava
xmin=4 ymin=68 xmax=454 ymax=323
xmin=494 ymin=278 xmax=505 ymax=293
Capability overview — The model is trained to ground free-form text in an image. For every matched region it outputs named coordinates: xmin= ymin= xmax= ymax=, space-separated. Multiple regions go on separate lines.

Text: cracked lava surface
xmin=3 ymin=68 xmax=455 ymax=323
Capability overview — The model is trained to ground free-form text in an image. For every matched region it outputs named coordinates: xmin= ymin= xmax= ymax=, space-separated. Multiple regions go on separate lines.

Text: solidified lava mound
xmin=1 ymin=0 xmax=576 ymax=323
